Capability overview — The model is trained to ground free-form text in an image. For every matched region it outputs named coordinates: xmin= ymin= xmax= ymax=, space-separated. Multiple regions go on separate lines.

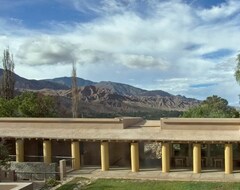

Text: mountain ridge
xmin=45 ymin=77 xmax=96 ymax=88
xmin=0 ymin=69 xmax=200 ymax=115
xmin=0 ymin=69 xmax=69 ymax=90
xmin=44 ymin=77 xmax=182 ymax=98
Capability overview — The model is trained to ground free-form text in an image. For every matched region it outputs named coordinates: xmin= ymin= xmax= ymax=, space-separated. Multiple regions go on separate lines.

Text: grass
xmin=56 ymin=177 xmax=82 ymax=190
xmin=57 ymin=178 xmax=240 ymax=190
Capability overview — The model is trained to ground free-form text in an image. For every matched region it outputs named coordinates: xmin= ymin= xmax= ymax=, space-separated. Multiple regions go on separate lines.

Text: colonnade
xmin=15 ymin=139 xmax=81 ymax=170
xmin=14 ymin=139 xmax=234 ymax=174
xmin=161 ymin=143 xmax=233 ymax=174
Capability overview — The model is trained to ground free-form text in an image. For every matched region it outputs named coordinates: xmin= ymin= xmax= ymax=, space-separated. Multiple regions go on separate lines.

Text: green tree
xmin=235 ymin=53 xmax=240 ymax=84
xmin=0 ymin=97 xmax=17 ymax=117
xmin=17 ymin=92 xmax=57 ymax=117
xmin=182 ymin=95 xmax=239 ymax=118
xmin=0 ymin=49 xmax=15 ymax=100
xmin=0 ymin=92 xmax=57 ymax=117
xmin=0 ymin=141 xmax=11 ymax=169
xmin=72 ymin=62 xmax=79 ymax=118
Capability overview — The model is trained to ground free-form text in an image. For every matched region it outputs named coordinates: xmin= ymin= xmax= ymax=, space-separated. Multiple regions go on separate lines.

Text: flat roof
xmin=0 ymin=117 xmax=240 ymax=142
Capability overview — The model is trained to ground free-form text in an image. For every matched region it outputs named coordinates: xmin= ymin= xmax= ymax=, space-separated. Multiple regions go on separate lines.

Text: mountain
xmin=45 ymin=77 xmax=96 ymax=87
xmin=0 ymin=69 xmax=200 ymax=117
xmin=74 ymin=85 xmax=200 ymax=111
xmin=140 ymin=90 xmax=172 ymax=97
xmin=0 ymin=69 xmax=69 ymax=90
xmin=95 ymin=81 xmax=146 ymax=96
xmin=38 ymin=81 xmax=200 ymax=114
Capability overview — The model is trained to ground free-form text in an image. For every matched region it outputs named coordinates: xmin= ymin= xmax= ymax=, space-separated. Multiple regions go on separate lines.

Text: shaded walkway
xmin=68 ymin=167 xmax=240 ymax=182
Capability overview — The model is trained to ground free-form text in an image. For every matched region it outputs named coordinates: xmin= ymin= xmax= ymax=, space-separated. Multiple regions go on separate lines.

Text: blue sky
xmin=0 ymin=0 xmax=240 ymax=105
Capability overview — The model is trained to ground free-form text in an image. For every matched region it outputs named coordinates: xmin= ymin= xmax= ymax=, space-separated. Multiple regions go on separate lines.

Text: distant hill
xmin=95 ymin=81 xmax=146 ymax=96
xmin=74 ymin=85 xmax=200 ymax=111
xmin=0 ymin=69 xmax=69 ymax=90
xmin=0 ymin=69 xmax=201 ymax=117
xmin=140 ymin=90 xmax=172 ymax=97
xmin=45 ymin=77 xmax=96 ymax=88
xmin=95 ymin=82 xmax=173 ymax=97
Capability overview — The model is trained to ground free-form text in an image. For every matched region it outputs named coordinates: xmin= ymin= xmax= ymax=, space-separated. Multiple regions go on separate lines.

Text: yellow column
xmin=131 ymin=142 xmax=139 ymax=172
xmin=162 ymin=143 xmax=170 ymax=173
xmin=16 ymin=139 xmax=24 ymax=162
xmin=71 ymin=141 xmax=80 ymax=170
xmin=225 ymin=143 xmax=233 ymax=174
xmin=193 ymin=143 xmax=201 ymax=173
xmin=101 ymin=142 xmax=109 ymax=171
xmin=43 ymin=140 xmax=52 ymax=164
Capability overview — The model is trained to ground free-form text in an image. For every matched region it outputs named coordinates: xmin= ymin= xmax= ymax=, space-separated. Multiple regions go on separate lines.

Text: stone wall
xmin=10 ymin=162 xmax=57 ymax=181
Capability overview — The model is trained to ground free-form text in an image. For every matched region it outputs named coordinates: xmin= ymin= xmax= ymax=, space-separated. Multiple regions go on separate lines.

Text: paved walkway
xmin=68 ymin=167 xmax=240 ymax=182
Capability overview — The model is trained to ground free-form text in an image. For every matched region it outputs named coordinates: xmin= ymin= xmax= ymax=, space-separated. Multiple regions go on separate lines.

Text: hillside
xmin=0 ymin=69 xmax=69 ymax=90
xmin=75 ymin=85 xmax=200 ymax=111
xmin=45 ymin=77 xmax=96 ymax=87
xmin=0 ymin=69 xmax=201 ymax=118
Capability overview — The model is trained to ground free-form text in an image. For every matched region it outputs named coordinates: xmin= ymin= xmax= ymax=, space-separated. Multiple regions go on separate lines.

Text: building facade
xmin=0 ymin=117 xmax=239 ymax=174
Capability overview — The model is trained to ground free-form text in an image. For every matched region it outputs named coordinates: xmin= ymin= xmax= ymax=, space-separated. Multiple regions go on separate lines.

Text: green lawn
xmin=57 ymin=178 xmax=240 ymax=190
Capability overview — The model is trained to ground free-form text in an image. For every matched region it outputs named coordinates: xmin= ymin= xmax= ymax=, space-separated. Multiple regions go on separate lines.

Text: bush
xmin=41 ymin=177 xmax=59 ymax=189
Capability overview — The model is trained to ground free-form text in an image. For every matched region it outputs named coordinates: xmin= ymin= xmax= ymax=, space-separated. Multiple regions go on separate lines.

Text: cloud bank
xmin=0 ymin=0 xmax=240 ymax=104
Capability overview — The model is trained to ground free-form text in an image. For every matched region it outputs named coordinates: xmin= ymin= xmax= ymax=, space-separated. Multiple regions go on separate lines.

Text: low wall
xmin=161 ymin=118 xmax=240 ymax=130
xmin=0 ymin=182 xmax=33 ymax=190
xmin=10 ymin=162 xmax=57 ymax=181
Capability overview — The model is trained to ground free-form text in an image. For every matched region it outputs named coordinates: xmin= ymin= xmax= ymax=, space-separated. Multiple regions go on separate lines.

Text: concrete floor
xmin=68 ymin=167 xmax=240 ymax=182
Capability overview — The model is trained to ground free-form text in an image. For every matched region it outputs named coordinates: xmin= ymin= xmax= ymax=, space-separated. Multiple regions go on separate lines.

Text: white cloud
xmin=16 ymin=36 xmax=79 ymax=65
xmin=0 ymin=0 xmax=240 ymax=104
xmin=197 ymin=0 xmax=240 ymax=21
xmin=64 ymin=0 xmax=138 ymax=15
xmin=117 ymin=54 xmax=168 ymax=69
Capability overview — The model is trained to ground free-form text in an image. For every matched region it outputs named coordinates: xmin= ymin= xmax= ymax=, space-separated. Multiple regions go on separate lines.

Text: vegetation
xmin=57 ymin=177 xmax=83 ymax=190
xmin=0 ymin=141 xmax=11 ymax=169
xmin=57 ymin=178 xmax=240 ymax=190
xmin=0 ymin=91 xmax=57 ymax=117
xmin=235 ymin=53 xmax=240 ymax=85
xmin=80 ymin=110 xmax=182 ymax=120
xmin=182 ymin=95 xmax=239 ymax=118
xmin=72 ymin=62 xmax=79 ymax=118
xmin=0 ymin=48 xmax=15 ymax=100
xmin=40 ymin=178 xmax=60 ymax=189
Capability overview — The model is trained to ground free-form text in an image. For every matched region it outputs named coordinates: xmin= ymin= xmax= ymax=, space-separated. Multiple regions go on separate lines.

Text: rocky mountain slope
xmin=45 ymin=77 xmax=96 ymax=88
xmin=0 ymin=69 xmax=200 ymax=116
xmin=74 ymin=84 xmax=200 ymax=111
xmin=0 ymin=69 xmax=69 ymax=90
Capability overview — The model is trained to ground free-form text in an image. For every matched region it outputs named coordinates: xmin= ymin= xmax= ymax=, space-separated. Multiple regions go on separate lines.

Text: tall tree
xmin=17 ymin=92 xmax=57 ymax=117
xmin=182 ymin=95 xmax=239 ymax=118
xmin=0 ymin=141 xmax=11 ymax=169
xmin=72 ymin=62 xmax=79 ymax=118
xmin=0 ymin=49 xmax=15 ymax=100
xmin=235 ymin=53 xmax=240 ymax=85
xmin=0 ymin=92 xmax=57 ymax=117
